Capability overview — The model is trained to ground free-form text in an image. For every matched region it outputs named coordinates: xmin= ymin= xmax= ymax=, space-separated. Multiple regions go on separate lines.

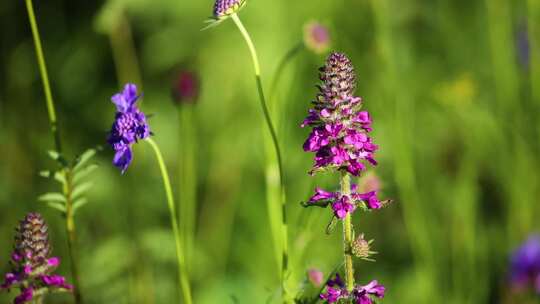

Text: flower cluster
xmin=307 ymin=184 xmax=385 ymax=219
xmin=1 ymin=213 xmax=72 ymax=304
xmin=510 ymin=234 xmax=540 ymax=294
xmin=107 ymin=83 xmax=151 ymax=173
xmin=172 ymin=70 xmax=200 ymax=104
xmin=302 ymin=52 xmax=378 ymax=176
xmin=213 ymin=0 xmax=246 ymax=20
xmin=320 ymin=274 xmax=385 ymax=304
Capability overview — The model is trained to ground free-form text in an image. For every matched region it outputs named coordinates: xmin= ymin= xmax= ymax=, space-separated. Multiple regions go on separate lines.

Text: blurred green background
xmin=1 ymin=0 xmax=539 ymax=303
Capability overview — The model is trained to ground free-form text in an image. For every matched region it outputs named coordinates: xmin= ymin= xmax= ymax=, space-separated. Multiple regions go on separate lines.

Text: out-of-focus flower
xmin=213 ymin=0 xmax=246 ymax=20
xmin=1 ymin=213 xmax=72 ymax=303
xmin=302 ymin=52 xmax=378 ymax=176
xmin=510 ymin=234 xmax=540 ymax=294
xmin=107 ymin=83 xmax=151 ymax=173
xmin=303 ymin=21 xmax=331 ymax=54
xmin=516 ymin=24 xmax=530 ymax=68
xmin=172 ymin=70 xmax=200 ymax=104
xmin=307 ymin=268 xmax=324 ymax=287
xmin=358 ymin=172 xmax=381 ymax=193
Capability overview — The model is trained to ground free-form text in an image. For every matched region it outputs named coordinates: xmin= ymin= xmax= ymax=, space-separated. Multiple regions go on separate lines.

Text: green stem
xmin=25 ymin=0 xmax=62 ymax=153
xmin=63 ymin=170 xmax=83 ymax=304
xmin=268 ymin=42 xmax=304 ymax=107
xmin=340 ymin=172 xmax=354 ymax=292
xmin=230 ymin=13 xmax=289 ymax=300
xmin=178 ymin=106 xmax=197 ymax=272
xmin=146 ymin=137 xmax=192 ymax=304
xmin=25 ymin=1 xmax=84 ymax=302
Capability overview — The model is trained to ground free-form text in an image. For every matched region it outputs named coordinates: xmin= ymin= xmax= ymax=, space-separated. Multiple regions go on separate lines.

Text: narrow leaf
xmin=325 ymin=216 xmax=337 ymax=235
xmin=47 ymin=150 xmax=60 ymax=160
xmin=73 ymin=164 xmax=98 ymax=185
xmin=38 ymin=193 xmax=66 ymax=203
xmin=72 ymin=149 xmax=96 ymax=172
xmin=71 ymin=182 xmax=93 ymax=200
xmin=47 ymin=202 xmax=66 ymax=213
xmin=72 ymin=198 xmax=88 ymax=215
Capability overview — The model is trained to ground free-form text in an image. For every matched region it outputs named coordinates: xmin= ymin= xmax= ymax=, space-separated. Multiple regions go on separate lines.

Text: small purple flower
xmin=354 ymin=191 xmax=382 ymax=210
xmin=304 ymin=21 xmax=331 ymax=54
xmin=172 ymin=70 xmax=200 ymax=104
xmin=352 ymin=280 xmax=385 ymax=304
xmin=213 ymin=0 xmax=246 ymax=19
xmin=107 ymin=83 xmax=151 ymax=173
xmin=332 ymin=196 xmax=356 ymax=219
xmin=14 ymin=288 xmax=32 ymax=304
xmin=320 ymin=274 xmax=347 ymax=303
xmin=307 ymin=188 xmax=337 ymax=204
xmin=510 ymin=234 xmax=540 ymax=294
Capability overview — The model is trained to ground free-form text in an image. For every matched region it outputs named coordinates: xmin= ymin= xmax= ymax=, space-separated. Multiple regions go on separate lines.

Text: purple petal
xmin=113 ymin=146 xmax=133 ymax=173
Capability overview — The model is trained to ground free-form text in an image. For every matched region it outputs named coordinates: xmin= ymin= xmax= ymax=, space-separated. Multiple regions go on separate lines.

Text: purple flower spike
xmin=302 ymin=52 xmax=378 ymax=176
xmin=510 ymin=234 xmax=540 ymax=294
xmin=213 ymin=0 xmax=246 ymax=19
xmin=304 ymin=21 xmax=331 ymax=54
xmin=107 ymin=83 xmax=151 ymax=173
xmin=1 ymin=213 xmax=72 ymax=303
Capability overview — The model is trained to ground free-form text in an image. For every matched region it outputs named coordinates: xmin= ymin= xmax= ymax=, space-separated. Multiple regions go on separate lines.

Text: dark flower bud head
xmin=213 ymin=0 xmax=246 ymax=20
xmin=2 ymin=213 xmax=72 ymax=303
xmin=319 ymin=52 xmax=357 ymax=101
xmin=172 ymin=70 xmax=200 ymax=105
xmin=304 ymin=21 xmax=331 ymax=54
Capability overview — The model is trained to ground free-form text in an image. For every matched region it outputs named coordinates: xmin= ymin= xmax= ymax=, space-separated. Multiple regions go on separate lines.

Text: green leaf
xmin=47 ymin=202 xmax=66 ymax=213
xmin=325 ymin=216 xmax=338 ymax=235
xmin=47 ymin=150 xmax=60 ymax=160
xmin=72 ymin=149 xmax=96 ymax=172
xmin=71 ymin=182 xmax=93 ymax=200
xmin=73 ymin=164 xmax=98 ymax=185
xmin=72 ymin=198 xmax=88 ymax=215
xmin=40 ymin=170 xmax=67 ymax=184
xmin=38 ymin=193 xmax=66 ymax=203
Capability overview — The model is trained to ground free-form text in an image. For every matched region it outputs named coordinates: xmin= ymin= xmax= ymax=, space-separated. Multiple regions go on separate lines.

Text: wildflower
xmin=307 ymin=268 xmax=324 ymax=287
xmin=172 ymin=70 xmax=199 ymax=104
xmin=1 ymin=213 xmax=72 ymax=303
xmin=306 ymin=184 xmax=386 ymax=218
xmin=320 ymin=274 xmax=384 ymax=304
xmin=352 ymin=280 xmax=385 ymax=304
xmin=213 ymin=0 xmax=246 ymax=20
xmin=302 ymin=52 xmax=378 ymax=176
xmin=510 ymin=234 xmax=540 ymax=294
xmin=107 ymin=83 xmax=151 ymax=173
xmin=358 ymin=172 xmax=381 ymax=193
xmin=303 ymin=21 xmax=331 ymax=54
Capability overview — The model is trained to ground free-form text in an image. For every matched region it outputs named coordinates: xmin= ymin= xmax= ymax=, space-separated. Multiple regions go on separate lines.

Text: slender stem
xmin=146 ymin=137 xmax=192 ymax=304
xmin=340 ymin=172 xmax=354 ymax=291
xmin=178 ymin=106 xmax=197 ymax=272
xmin=268 ymin=42 xmax=304 ymax=107
xmin=63 ymin=170 xmax=83 ymax=304
xmin=230 ymin=13 xmax=289 ymax=299
xmin=25 ymin=0 xmax=62 ymax=152
xmin=25 ymin=1 xmax=84 ymax=302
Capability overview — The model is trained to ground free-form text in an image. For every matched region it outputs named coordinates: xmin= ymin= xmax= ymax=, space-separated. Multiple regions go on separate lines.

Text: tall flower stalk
xmin=24 ymin=1 xmax=83 ymax=302
xmin=107 ymin=84 xmax=192 ymax=304
xmin=302 ymin=52 xmax=390 ymax=303
xmin=207 ymin=0 xmax=289 ymax=299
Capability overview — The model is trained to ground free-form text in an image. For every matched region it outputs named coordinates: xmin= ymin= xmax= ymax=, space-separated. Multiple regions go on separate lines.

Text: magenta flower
xmin=302 ymin=52 xmax=378 ymax=176
xmin=307 ymin=268 xmax=324 ymax=287
xmin=352 ymin=280 xmax=385 ymax=304
xmin=1 ymin=213 xmax=72 ymax=303
xmin=320 ymin=274 xmax=385 ymax=304
xmin=306 ymin=184 xmax=386 ymax=218
xmin=107 ymin=83 xmax=151 ymax=173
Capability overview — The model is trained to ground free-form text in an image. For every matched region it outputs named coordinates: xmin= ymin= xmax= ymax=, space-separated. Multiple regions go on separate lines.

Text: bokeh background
xmin=1 ymin=0 xmax=539 ymax=303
